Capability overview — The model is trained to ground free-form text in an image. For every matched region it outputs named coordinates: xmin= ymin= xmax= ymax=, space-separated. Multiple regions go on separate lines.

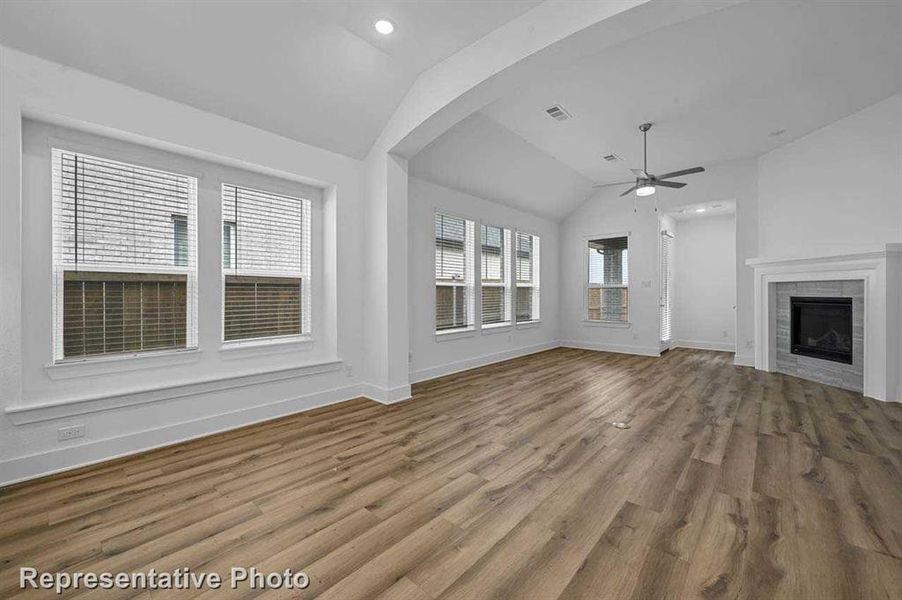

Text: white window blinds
xmin=435 ymin=213 xmax=475 ymax=331
xmin=481 ymin=224 xmax=512 ymax=326
xmin=515 ymin=232 xmax=540 ymax=322
xmin=660 ymin=231 xmax=674 ymax=342
xmin=51 ymin=149 xmax=198 ymax=360
xmin=221 ymin=184 xmax=311 ymax=342
xmin=587 ymin=236 xmax=629 ymax=322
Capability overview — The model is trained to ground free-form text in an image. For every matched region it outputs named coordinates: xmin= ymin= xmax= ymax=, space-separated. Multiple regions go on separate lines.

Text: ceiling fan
xmin=594 ymin=123 xmax=705 ymax=197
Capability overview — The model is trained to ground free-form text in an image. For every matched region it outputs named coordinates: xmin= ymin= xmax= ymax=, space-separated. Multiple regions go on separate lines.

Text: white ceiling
xmin=0 ymin=0 xmax=541 ymax=159
xmin=479 ymin=0 xmax=902 ymax=185
xmin=409 ymin=112 xmax=592 ymax=221
xmin=666 ymin=200 xmax=736 ymax=221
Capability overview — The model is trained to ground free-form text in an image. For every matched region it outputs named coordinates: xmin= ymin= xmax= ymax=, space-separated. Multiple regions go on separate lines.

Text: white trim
xmin=435 ymin=327 xmax=477 ymax=342
xmin=361 ymin=383 xmax=412 ymax=405
xmin=480 ymin=323 xmax=512 ymax=335
xmin=515 ymin=319 xmax=542 ymax=329
xmin=672 ymin=339 xmax=736 ymax=352
xmin=219 ymin=335 xmax=314 ymax=359
xmin=560 ymin=339 xmax=660 ymax=357
xmin=582 ymin=320 xmax=631 ymax=328
xmin=7 ymin=358 xmax=343 ymax=424
xmin=410 ymin=341 xmax=560 ymax=383
xmin=45 ymin=348 xmax=202 ymax=380
xmin=747 ymin=244 xmax=902 ymax=402
xmin=0 ymin=381 xmax=364 ymax=486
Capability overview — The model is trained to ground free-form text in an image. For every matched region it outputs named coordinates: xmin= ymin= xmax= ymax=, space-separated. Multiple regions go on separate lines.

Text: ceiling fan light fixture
xmin=636 ymin=184 xmax=655 ymax=197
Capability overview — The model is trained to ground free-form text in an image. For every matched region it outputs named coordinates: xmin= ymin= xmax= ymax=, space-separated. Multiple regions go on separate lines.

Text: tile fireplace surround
xmin=747 ymin=244 xmax=902 ymax=402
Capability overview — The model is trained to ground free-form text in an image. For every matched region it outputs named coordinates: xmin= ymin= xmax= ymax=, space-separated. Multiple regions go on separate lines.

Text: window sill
xmin=45 ymin=348 xmax=202 ymax=380
xmin=219 ymin=336 xmax=314 ymax=359
xmin=481 ymin=323 xmax=512 ymax=335
xmin=435 ymin=327 xmax=476 ymax=342
xmin=583 ymin=320 xmax=631 ymax=328
xmin=515 ymin=320 xmax=541 ymax=329
xmin=12 ymin=357 xmax=342 ymax=425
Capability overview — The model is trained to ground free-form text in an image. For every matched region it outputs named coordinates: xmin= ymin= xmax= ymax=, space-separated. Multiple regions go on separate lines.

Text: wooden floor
xmin=2 ymin=348 xmax=902 ymax=599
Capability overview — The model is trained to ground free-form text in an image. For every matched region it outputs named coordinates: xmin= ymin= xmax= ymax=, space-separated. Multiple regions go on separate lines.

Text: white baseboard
xmin=733 ymin=353 xmax=755 ymax=367
xmin=672 ymin=339 xmax=736 ymax=353
xmin=0 ymin=383 xmax=364 ymax=487
xmin=560 ymin=340 xmax=661 ymax=357
xmin=361 ymin=383 xmax=412 ymax=404
xmin=409 ymin=341 xmax=560 ymax=383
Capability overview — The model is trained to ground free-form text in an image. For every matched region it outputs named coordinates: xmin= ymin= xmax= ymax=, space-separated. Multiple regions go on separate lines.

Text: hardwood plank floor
xmin=2 ymin=347 xmax=901 ymax=599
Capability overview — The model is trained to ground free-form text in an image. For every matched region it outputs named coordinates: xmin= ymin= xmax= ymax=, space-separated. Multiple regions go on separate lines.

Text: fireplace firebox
xmin=790 ymin=296 xmax=853 ymax=364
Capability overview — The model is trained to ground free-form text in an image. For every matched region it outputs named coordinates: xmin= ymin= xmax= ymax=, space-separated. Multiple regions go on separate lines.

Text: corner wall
xmin=408 ymin=177 xmax=560 ymax=382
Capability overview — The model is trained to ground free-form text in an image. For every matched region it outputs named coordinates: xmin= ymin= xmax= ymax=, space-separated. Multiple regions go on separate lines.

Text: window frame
xmin=220 ymin=182 xmax=313 ymax=348
xmin=584 ymin=231 xmax=631 ymax=327
xmin=514 ymin=230 xmax=541 ymax=326
xmin=434 ymin=210 xmax=477 ymax=337
xmin=480 ymin=223 xmax=512 ymax=330
xmin=50 ymin=144 xmax=200 ymax=364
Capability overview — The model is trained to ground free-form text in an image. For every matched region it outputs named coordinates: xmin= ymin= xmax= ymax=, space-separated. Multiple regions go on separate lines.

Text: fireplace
xmin=790 ymin=296 xmax=853 ymax=364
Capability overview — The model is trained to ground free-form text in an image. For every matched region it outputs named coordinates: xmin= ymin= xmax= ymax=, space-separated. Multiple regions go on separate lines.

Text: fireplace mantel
xmin=746 ymin=244 xmax=902 ymax=402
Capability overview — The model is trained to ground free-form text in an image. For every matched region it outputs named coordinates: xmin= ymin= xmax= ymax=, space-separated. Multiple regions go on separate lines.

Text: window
xmin=435 ymin=213 xmax=475 ymax=332
xmin=587 ymin=236 xmax=629 ymax=323
xmin=515 ymin=232 xmax=540 ymax=322
xmin=481 ymin=224 xmax=511 ymax=326
xmin=52 ymin=149 xmax=197 ymax=360
xmin=222 ymin=184 xmax=311 ymax=342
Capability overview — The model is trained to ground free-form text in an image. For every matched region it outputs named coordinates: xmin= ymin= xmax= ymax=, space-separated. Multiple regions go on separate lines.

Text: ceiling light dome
xmin=636 ymin=184 xmax=655 ymax=197
xmin=374 ymin=19 xmax=394 ymax=35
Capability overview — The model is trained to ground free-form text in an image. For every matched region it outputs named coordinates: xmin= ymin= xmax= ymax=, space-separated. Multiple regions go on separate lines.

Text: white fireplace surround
xmin=747 ymin=244 xmax=902 ymax=402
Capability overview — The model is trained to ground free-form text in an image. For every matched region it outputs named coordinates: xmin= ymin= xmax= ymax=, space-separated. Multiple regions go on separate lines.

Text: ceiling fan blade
xmin=631 ymin=168 xmax=650 ymax=179
xmin=655 ymin=166 xmax=705 ymax=180
xmin=655 ymin=180 xmax=687 ymax=189
xmin=619 ymin=185 xmax=639 ymax=197
xmin=592 ymin=181 xmax=633 ymax=189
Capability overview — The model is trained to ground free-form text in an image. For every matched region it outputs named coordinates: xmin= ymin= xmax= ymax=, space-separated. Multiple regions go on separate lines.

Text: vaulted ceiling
xmin=412 ymin=0 xmax=901 ymax=219
xmin=0 ymin=0 xmax=541 ymax=159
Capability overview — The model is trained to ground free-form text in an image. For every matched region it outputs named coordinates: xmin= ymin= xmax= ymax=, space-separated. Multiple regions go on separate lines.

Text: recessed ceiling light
xmin=695 ymin=207 xmax=707 ymax=213
xmin=769 ymin=128 xmax=786 ymax=137
xmin=374 ymin=19 xmax=394 ymax=35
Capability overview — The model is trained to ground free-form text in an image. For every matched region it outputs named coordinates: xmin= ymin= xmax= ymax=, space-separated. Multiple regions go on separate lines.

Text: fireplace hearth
xmin=790 ymin=296 xmax=853 ymax=364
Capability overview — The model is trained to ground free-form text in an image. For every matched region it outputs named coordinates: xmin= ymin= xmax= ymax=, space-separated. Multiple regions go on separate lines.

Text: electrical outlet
xmin=58 ymin=424 xmax=85 ymax=442
xmin=746 ymin=340 xmax=754 ymax=349
xmin=722 ymin=330 xmax=728 ymax=338
xmin=344 ymin=364 xmax=354 ymax=378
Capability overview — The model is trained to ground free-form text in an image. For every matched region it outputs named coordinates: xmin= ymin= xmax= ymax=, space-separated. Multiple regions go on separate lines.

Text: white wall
xmin=758 ymin=93 xmax=902 ymax=258
xmin=0 ymin=47 xmax=368 ymax=484
xmin=561 ymin=160 xmax=757 ymax=359
xmin=408 ymin=177 xmax=560 ymax=382
xmin=672 ymin=214 xmax=736 ymax=351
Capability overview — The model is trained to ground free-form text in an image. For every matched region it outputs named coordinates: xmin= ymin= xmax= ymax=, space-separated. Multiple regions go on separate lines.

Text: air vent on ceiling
xmin=602 ymin=154 xmax=622 ymax=162
xmin=544 ymin=104 xmax=572 ymax=121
